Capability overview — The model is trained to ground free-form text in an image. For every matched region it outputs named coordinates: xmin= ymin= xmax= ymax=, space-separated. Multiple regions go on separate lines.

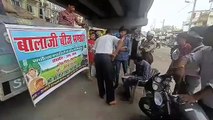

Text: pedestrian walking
xmin=94 ymin=29 xmax=124 ymax=105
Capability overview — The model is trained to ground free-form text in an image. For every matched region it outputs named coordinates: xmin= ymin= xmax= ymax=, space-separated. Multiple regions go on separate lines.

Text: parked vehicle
xmin=0 ymin=13 xmax=61 ymax=101
xmin=0 ymin=21 xmax=27 ymax=101
xmin=138 ymin=74 xmax=209 ymax=120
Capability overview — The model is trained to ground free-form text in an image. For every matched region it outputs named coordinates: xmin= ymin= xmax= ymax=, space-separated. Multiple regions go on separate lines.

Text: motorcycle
xmin=139 ymin=74 xmax=209 ymax=120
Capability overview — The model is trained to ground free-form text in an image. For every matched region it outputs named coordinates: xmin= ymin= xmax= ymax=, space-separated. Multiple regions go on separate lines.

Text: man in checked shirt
xmin=58 ymin=4 xmax=85 ymax=27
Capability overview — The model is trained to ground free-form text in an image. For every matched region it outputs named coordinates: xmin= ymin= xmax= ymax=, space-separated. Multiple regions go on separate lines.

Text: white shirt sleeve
xmin=113 ymin=36 xmax=120 ymax=45
xmin=112 ymin=36 xmax=120 ymax=49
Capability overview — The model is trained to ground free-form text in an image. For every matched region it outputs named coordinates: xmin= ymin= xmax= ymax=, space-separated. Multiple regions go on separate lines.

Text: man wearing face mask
xmin=167 ymin=32 xmax=192 ymax=94
xmin=129 ymin=28 xmax=144 ymax=73
xmin=138 ymin=31 xmax=157 ymax=64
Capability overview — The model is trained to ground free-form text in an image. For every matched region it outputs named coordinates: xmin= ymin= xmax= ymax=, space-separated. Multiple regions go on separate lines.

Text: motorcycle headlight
xmin=154 ymin=92 xmax=163 ymax=106
xmin=155 ymin=77 xmax=162 ymax=83
xmin=152 ymin=77 xmax=162 ymax=90
xmin=152 ymin=82 xmax=158 ymax=91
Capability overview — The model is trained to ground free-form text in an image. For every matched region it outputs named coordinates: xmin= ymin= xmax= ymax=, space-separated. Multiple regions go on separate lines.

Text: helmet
xmin=189 ymin=26 xmax=207 ymax=38
xmin=147 ymin=31 xmax=155 ymax=37
xmin=203 ymin=25 xmax=213 ymax=46
xmin=188 ymin=31 xmax=203 ymax=40
xmin=187 ymin=31 xmax=203 ymax=44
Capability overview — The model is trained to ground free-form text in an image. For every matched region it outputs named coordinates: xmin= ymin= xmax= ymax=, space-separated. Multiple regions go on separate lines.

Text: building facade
xmin=10 ymin=0 xmax=65 ymax=23
xmin=183 ymin=10 xmax=213 ymax=30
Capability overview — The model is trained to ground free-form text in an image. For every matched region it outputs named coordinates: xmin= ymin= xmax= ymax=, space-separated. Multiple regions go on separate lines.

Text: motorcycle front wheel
xmin=139 ymin=97 xmax=167 ymax=119
xmin=139 ymin=97 xmax=153 ymax=118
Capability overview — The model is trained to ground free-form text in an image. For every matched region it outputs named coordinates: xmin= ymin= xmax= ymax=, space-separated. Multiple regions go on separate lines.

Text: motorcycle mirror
xmin=171 ymin=48 xmax=180 ymax=60
xmin=154 ymin=73 xmax=160 ymax=77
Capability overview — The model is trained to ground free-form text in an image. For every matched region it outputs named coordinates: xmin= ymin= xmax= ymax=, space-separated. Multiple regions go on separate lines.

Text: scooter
xmin=138 ymin=74 xmax=209 ymax=120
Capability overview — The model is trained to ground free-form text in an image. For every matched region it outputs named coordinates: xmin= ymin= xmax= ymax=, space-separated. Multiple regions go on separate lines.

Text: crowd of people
xmin=58 ymin=4 xmax=213 ymax=119
xmin=92 ymin=25 xmax=213 ymax=119
xmin=92 ymin=27 xmax=157 ymax=105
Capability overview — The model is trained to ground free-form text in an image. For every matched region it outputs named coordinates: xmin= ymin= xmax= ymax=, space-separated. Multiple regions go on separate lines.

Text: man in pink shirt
xmin=58 ymin=4 xmax=85 ymax=27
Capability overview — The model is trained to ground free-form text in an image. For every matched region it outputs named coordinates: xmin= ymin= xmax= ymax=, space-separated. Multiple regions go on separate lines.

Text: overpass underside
xmin=48 ymin=0 xmax=154 ymax=29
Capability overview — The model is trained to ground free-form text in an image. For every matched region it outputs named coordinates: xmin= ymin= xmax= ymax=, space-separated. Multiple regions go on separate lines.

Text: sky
xmin=142 ymin=0 xmax=211 ymax=31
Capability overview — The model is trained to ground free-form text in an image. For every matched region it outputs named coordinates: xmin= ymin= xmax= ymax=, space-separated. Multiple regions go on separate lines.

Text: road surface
xmin=0 ymin=47 xmax=171 ymax=120
xmin=152 ymin=47 xmax=171 ymax=73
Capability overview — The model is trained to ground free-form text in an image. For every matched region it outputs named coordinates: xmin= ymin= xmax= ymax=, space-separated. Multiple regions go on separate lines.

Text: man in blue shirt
xmin=122 ymin=56 xmax=152 ymax=101
xmin=114 ymin=27 xmax=131 ymax=88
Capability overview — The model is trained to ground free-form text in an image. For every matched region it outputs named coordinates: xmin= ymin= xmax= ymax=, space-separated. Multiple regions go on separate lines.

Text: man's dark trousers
xmin=95 ymin=54 xmax=115 ymax=103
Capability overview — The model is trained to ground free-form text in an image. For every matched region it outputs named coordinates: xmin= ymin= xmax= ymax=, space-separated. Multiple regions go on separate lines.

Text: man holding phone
xmin=114 ymin=27 xmax=131 ymax=89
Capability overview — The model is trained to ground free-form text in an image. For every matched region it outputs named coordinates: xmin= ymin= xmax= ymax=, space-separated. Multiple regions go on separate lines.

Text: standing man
xmin=94 ymin=29 xmax=124 ymax=105
xmin=138 ymin=31 xmax=157 ymax=64
xmin=129 ymin=28 xmax=144 ymax=73
xmin=58 ymin=4 xmax=85 ymax=27
xmin=114 ymin=27 xmax=130 ymax=89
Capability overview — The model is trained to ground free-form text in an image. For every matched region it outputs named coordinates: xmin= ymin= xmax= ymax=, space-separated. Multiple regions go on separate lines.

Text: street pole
xmin=210 ymin=2 xmax=213 ymax=10
xmin=162 ymin=19 xmax=165 ymax=29
xmin=188 ymin=0 xmax=197 ymax=30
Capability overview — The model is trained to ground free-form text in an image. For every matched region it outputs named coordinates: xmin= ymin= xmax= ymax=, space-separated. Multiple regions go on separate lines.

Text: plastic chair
xmin=128 ymin=68 xmax=159 ymax=103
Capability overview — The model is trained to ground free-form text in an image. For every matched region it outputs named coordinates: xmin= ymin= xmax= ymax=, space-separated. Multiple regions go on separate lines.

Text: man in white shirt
xmin=94 ymin=29 xmax=124 ymax=105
